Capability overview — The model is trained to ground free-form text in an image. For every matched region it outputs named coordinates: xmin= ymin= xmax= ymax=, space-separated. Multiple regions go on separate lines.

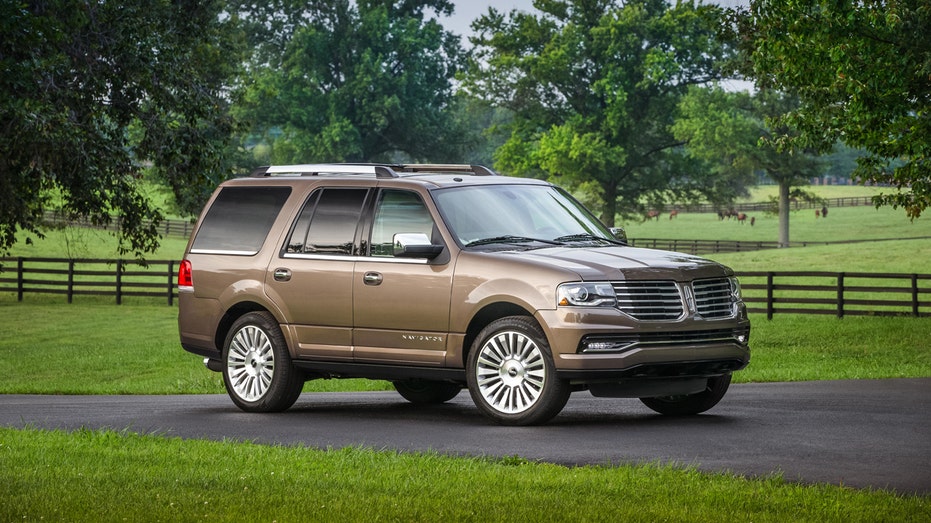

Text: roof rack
xmin=249 ymin=163 xmax=499 ymax=179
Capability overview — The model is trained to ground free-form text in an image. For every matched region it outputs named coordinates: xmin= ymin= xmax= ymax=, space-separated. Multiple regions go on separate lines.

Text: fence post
xmin=68 ymin=260 xmax=75 ymax=304
xmin=837 ymin=273 xmax=845 ymax=318
xmin=766 ymin=272 xmax=774 ymax=320
xmin=116 ymin=260 xmax=123 ymax=305
xmin=17 ymin=257 xmax=24 ymax=302
xmin=912 ymin=274 xmax=920 ymax=317
xmin=167 ymin=261 xmax=175 ymax=306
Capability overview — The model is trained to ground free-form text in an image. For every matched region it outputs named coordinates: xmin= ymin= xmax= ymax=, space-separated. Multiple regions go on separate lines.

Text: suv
xmin=178 ymin=164 xmax=750 ymax=425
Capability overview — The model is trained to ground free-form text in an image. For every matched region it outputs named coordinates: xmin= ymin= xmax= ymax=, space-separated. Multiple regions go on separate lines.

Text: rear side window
xmin=191 ymin=187 xmax=291 ymax=255
xmin=286 ymin=188 xmax=368 ymax=255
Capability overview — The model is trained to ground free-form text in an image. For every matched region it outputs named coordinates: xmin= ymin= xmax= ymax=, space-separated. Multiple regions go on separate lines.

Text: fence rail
xmin=627 ymin=236 xmax=931 ymax=255
xmin=3 ymin=258 xmax=930 ymax=318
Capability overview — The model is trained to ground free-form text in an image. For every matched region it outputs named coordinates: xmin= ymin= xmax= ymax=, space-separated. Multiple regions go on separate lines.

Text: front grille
xmin=612 ymin=281 xmax=683 ymax=320
xmin=579 ymin=327 xmax=749 ymax=353
xmin=692 ymin=278 xmax=735 ymax=318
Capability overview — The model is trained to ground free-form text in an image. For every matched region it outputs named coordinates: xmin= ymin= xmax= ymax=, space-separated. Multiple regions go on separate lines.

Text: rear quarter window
xmin=191 ymin=186 xmax=292 ymax=254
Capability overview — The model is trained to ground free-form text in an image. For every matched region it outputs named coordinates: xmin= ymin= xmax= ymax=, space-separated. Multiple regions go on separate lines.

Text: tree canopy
xmin=465 ymin=0 xmax=732 ymax=225
xmin=733 ymin=0 xmax=931 ymax=219
xmin=0 ymin=0 xmax=242 ymax=257
xmin=234 ymin=0 xmax=470 ymax=164
xmin=674 ymin=87 xmax=822 ymax=246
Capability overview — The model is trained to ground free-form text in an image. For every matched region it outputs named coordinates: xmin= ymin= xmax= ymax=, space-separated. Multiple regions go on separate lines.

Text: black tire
xmin=466 ymin=316 xmax=571 ymax=426
xmin=639 ymin=374 xmax=732 ymax=416
xmin=222 ymin=311 xmax=304 ymax=412
xmin=393 ymin=379 xmax=463 ymax=404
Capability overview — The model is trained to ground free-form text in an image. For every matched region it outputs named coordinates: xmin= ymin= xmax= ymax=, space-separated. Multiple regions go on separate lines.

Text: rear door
xmin=267 ymin=186 xmax=370 ymax=361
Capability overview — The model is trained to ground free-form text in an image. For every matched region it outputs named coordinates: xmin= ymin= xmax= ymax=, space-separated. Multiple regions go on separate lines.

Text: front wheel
xmin=639 ymin=374 xmax=732 ymax=416
xmin=466 ymin=316 xmax=570 ymax=425
xmin=222 ymin=311 xmax=304 ymax=412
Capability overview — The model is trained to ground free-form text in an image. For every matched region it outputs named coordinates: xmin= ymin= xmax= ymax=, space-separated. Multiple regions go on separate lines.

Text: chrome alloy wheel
xmin=227 ymin=325 xmax=275 ymax=402
xmin=474 ymin=330 xmax=546 ymax=414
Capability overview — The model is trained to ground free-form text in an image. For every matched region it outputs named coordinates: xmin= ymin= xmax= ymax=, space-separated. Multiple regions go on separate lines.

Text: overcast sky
xmin=443 ymin=0 xmax=747 ymax=39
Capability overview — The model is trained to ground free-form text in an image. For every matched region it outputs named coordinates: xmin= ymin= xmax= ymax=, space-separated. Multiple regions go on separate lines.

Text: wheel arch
xmin=460 ymin=301 xmax=535 ymax=368
xmin=215 ymin=301 xmax=277 ymax=352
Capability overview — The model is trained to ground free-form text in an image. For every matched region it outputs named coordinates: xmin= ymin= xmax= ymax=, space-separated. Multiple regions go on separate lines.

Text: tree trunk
xmin=600 ymin=181 xmax=618 ymax=227
xmin=778 ymin=181 xmax=790 ymax=248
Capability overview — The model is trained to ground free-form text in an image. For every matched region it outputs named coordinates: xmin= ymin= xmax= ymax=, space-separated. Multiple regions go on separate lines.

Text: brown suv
xmin=178 ymin=164 xmax=750 ymax=425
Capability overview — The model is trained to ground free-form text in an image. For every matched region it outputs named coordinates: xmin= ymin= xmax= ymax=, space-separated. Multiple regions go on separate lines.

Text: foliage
xmin=0 ymin=0 xmax=244 ymax=258
xmin=232 ymin=0 xmax=471 ymax=163
xmin=465 ymin=0 xmax=733 ymax=225
xmin=731 ymin=0 xmax=931 ymax=219
xmin=674 ymin=86 xmax=822 ymax=245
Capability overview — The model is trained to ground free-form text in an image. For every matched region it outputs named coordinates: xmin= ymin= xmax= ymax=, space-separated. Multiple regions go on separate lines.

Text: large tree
xmin=234 ymin=0 xmax=470 ymax=163
xmin=465 ymin=0 xmax=732 ymax=225
xmin=732 ymin=0 xmax=931 ymax=219
xmin=0 ymin=0 xmax=242 ymax=257
xmin=674 ymin=86 xmax=822 ymax=247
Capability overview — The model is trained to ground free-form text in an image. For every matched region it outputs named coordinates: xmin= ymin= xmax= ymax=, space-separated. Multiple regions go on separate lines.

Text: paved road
xmin=1 ymin=379 xmax=929 ymax=495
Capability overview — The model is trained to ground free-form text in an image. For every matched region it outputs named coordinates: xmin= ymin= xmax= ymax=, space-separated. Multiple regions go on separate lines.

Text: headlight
xmin=557 ymin=282 xmax=616 ymax=307
xmin=728 ymin=276 xmax=742 ymax=300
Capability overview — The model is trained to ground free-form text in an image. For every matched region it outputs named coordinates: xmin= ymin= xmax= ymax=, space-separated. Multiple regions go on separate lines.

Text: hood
xmin=493 ymin=245 xmax=733 ymax=281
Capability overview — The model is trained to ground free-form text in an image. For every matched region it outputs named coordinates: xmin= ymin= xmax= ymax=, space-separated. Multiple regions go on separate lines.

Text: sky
xmin=443 ymin=0 xmax=748 ymax=38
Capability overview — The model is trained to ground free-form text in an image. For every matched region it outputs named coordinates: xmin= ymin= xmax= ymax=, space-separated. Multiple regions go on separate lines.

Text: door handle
xmin=273 ymin=268 xmax=291 ymax=282
xmin=363 ymin=272 xmax=383 ymax=286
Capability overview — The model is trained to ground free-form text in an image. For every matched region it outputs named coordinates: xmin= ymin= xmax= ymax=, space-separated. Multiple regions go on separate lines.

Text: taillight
xmin=178 ymin=259 xmax=193 ymax=290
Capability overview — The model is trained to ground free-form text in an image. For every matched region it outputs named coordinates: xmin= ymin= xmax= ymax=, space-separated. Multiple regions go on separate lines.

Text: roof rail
xmin=249 ymin=163 xmax=498 ymax=178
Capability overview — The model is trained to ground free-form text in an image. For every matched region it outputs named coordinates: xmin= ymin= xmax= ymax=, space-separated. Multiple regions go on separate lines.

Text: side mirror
xmin=610 ymin=227 xmax=628 ymax=245
xmin=393 ymin=233 xmax=444 ymax=259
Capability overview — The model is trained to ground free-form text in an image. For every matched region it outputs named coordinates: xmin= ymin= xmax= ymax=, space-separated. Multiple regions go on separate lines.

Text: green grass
xmin=1 ymin=427 xmax=927 ymax=522
xmin=1 ymin=296 xmax=928 ymax=393
xmin=9 ymin=226 xmax=190 ymax=260
xmin=624 ymin=203 xmax=931 ymax=243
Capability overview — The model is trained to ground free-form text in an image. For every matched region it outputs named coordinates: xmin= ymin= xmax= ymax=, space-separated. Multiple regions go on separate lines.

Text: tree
xmin=732 ymin=0 xmax=931 ymax=219
xmin=0 ymin=0 xmax=242 ymax=257
xmin=674 ymin=86 xmax=822 ymax=246
xmin=234 ymin=0 xmax=471 ymax=163
xmin=464 ymin=0 xmax=732 ymax=226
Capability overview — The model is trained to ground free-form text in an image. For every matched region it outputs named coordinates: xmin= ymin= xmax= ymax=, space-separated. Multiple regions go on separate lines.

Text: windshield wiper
xmin=553 ymin=233 xmax=625 ymax=245
xmin=465 ymin=235 xmax=563 ymax=247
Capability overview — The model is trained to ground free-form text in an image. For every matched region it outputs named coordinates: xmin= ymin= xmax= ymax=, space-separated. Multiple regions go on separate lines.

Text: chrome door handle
xmin=273 ymin=268 xmax=291 ymax=282
xmin=363 ymin=272 xmax=383 ymax=286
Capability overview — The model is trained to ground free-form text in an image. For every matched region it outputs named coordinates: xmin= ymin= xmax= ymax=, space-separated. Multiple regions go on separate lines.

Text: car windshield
xmin=432 ymin=184 xmax=617 ymax=248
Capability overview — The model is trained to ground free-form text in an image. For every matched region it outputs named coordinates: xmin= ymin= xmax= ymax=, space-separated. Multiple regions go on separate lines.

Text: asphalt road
xmin=1 ymin=379 xmax=929 ymax=495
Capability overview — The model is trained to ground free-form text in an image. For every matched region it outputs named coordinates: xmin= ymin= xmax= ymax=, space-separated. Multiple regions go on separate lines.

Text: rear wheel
xmin=466 ymin=316 xmax=570 ymax=425
xmin=639 ymin=374 xmax=732 ymax=416
xmin=393 ymin=379 xmax=462 ymax=404
xmin=222 ymin=311 xmax=304 ymax=412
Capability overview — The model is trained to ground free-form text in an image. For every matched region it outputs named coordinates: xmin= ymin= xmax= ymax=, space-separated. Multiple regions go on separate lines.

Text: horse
xmin=669 ymin=209 xmax=679 ymax=220
xmin=737 ymin=212 xmax=747 ymax=224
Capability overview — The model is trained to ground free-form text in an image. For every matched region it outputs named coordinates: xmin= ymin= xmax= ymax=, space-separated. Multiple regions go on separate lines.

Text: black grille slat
xmin=692 ymin=278 xmax=735 ymax=318
xmin=612 ymin=281 xmax=683 ymax=320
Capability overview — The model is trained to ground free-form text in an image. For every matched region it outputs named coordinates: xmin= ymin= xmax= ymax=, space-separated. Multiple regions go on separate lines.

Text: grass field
xmin=1 ymin=184 xmax=929 ymax=518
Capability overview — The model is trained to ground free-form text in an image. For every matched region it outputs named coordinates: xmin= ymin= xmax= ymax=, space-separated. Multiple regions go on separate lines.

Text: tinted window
xmin=370 ymin=190 xmax=436 ymax=257
xmin=191 ymin=187 xmax=291 ymax=254
xmin=287 ymin=188 xmax=368 ymax=255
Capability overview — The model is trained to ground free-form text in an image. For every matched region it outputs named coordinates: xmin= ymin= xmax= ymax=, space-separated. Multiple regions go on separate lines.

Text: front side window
xmin=191 ymin=186 xmax=291 ymax=255
xmin=369 ymin=190 xmax=437 ymax=257
xmin=286 ymin=188 xmax=368 ymax=255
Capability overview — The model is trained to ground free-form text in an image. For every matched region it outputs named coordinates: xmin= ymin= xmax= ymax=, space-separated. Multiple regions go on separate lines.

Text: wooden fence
xmin=2 ymin=258 xmax=930 ymax=318
xmin=628 ymin=237 xmax=931 ymax=255
xmin=739 ymin=271 xmax=931 ymax=319
xmin=0 ymin=257 xmax=178 ymax=305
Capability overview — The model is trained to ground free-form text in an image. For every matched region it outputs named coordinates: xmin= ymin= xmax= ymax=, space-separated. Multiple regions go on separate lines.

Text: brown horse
xmin=669 ymin=209 xmax=679 ymax=220
xmin=737 ymin=212 xmax=747 ymax=224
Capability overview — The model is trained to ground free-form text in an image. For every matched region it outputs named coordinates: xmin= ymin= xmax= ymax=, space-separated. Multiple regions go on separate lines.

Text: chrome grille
xmin=693 ymin=278 xmax=735 ymax=318
xmin=612 ymin=281 xmax=683 ymax=320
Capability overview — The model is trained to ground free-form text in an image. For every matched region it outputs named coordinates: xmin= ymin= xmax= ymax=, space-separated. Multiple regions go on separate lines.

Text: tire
xmin=393 ymin=379 xmax=463 ymax=404
xmin=222 ymin=311 xmax=304 ymax=413
xmin=466 ymin=316 xmax=571 ymax=426
xmin=639 ymin=374 xmax=732 ymax=416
